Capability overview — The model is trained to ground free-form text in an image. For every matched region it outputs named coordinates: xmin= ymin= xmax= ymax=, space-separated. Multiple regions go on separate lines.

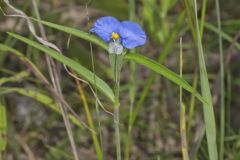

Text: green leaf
xmin=124 ymin=53 xmax=206 ymax=104
xmin=7 ymin=32 xmax=115 ymax=103
xmin=192 ymin=0 xmax=218 ymax=159
xmin=30 ymin=18 xmax=108 ymax=50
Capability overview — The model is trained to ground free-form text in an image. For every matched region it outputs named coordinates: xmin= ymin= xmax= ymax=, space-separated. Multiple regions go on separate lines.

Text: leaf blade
xmin=125 ymin=53 xmax=206 ymax=104
xmin=7 ymin=32 xmax=115 ymax=103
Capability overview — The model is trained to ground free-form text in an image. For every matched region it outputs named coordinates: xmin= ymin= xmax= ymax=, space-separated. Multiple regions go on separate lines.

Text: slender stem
xmin=125 ymin=61 xmax=135 ymax=160
xmin=113 ymin=55 xmax=121 ymax=160
xmin=200 ymin=0 xmax=207 ymax=39
xmin=179 ymin=38 xmax=189 ymax=160
xmin=30 ymin=1 xmax=79 ymax=159
xmin=125 ymin=0 xmax=136 ymax=159
xmin=0 ymin=0 xmax=31 ymax=66
xmin=75 ymin=77 xmax=103 ymax=160
xmin=226 ymin=70 xmax=231 ymax=134
xmin=89 ymin=41 xmax=104 ymax=159
xmin=114 ymin=106 xmax=121 ymax=160
xmin=187 ymin=66 xmax=198 ymax=141
xmin=86 ymin=0 xmax=104 ymax=156
xmin=215 ymin=0 xmax=225 ymax=159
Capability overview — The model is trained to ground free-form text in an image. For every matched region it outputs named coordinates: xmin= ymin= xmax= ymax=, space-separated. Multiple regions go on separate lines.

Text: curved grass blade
xmin=124 ymin=53 xmax=206 ymax=105
xmin=0 ymin=87 xmax=84 ymax=129
xmin=7 ymin=32 xmax=115 ymax=103
xmin=30 ymin=18 xmax=108 ymax=50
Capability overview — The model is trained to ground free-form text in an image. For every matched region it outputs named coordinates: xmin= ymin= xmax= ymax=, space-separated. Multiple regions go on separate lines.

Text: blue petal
xmin=119 ymin=21 xmax=146 ymax=49
xmin=90 ymin=16 xmax=121 ymax=42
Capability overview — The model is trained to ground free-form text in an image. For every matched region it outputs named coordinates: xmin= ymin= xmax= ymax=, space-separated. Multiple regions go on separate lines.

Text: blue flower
xmin=90 ymin=16 xmax=146 ymax=54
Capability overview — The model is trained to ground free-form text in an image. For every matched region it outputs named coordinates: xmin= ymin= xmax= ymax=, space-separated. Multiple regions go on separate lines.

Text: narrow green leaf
xmin=124 ymin=53 xmax=206 ymax=104
xmin=30 ymin=18 xmax=108 ymax=50
xmin=215 ymin=0 xmax=225 ymax=159
xmin=7 ymin=32 xmax=115 ymax=103
xmin=193 ymin=0 xmax=218 ymax=159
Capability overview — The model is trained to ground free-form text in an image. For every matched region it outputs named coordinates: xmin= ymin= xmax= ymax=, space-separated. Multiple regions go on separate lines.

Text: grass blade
xmin=30 ymin=18 xmax=108 ymax=50
xmin=215 ymin=0 xmax=225 ymax=159
xmin=7 ymin=32 xmax=115 ymax=103
xmin=179 ymin=38 xmax=189 ymax=160
xmin=75 ymin=78 xmax=103 ymax=159
xmin=193 ymin=0 xmax=218 ymax=159
xmin=124 ymin=53 xmax=206 ymax=105
xmin=200 ymin=0 xmax=207 ymax=38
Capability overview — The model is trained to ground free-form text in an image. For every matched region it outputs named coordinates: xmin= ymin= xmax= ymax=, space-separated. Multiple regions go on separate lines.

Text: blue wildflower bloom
xmin=90 ymin=16 xmax=146 ymax=54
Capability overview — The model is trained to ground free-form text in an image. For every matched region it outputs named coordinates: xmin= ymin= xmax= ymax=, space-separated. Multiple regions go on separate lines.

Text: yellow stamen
xmin=111 ymin=32 xmax=119 ymax=39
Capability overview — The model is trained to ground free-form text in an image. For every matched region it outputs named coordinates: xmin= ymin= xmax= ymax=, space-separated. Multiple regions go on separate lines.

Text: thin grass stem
xmin=179 ymin=37 xmax=189 ymax=160
xmin=187 ymin=66 xmax=198 ymax=141
xmin=74 ymin=76 xmax=103 ymax=160
xmin=215 ymin=0 xmax=225 ymax=159
xmin=31 ymin=1 xmax=79 ymax=159
xmin=125 ymin=0 xmax=136 ymax=159
xmin=200 ymin=0 xmax=207 ymax=38
xmin=112 ymin=54 xmax=122 ymax=160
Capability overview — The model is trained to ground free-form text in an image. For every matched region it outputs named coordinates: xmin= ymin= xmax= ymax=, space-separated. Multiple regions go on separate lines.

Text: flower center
xmin=111 ymin=32 xmax=120 ymax=39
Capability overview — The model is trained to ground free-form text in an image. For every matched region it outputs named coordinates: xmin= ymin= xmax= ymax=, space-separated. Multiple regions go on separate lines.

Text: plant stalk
xmin=112 ymin=54 xmax=122 ymax=160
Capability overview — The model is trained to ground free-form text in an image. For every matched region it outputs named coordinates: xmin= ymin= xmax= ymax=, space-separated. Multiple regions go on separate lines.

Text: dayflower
xmin=90 ymin=16 xmax=146 ymax=54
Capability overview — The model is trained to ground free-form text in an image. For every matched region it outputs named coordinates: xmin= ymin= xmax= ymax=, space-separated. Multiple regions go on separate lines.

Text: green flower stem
xmin=111 ymin=54 xmax=123 ymax=160
xmin=114 ymin=100 xmax=121 ymax=160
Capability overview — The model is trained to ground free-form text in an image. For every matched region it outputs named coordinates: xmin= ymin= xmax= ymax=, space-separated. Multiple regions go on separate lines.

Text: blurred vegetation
xmin=0 ymin=0 xmax=240 ymax=160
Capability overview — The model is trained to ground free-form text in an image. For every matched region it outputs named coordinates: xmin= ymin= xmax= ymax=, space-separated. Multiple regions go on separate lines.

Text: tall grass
xmin=75 ymin=76 xmax=103 ymax=159
xmin=215 ymin=0 xmax=225 ymax=159
xmin=193 ymin=0 xmax=218 ymax=159
xmin=179 ymin=37 xmax=189 ymax=160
